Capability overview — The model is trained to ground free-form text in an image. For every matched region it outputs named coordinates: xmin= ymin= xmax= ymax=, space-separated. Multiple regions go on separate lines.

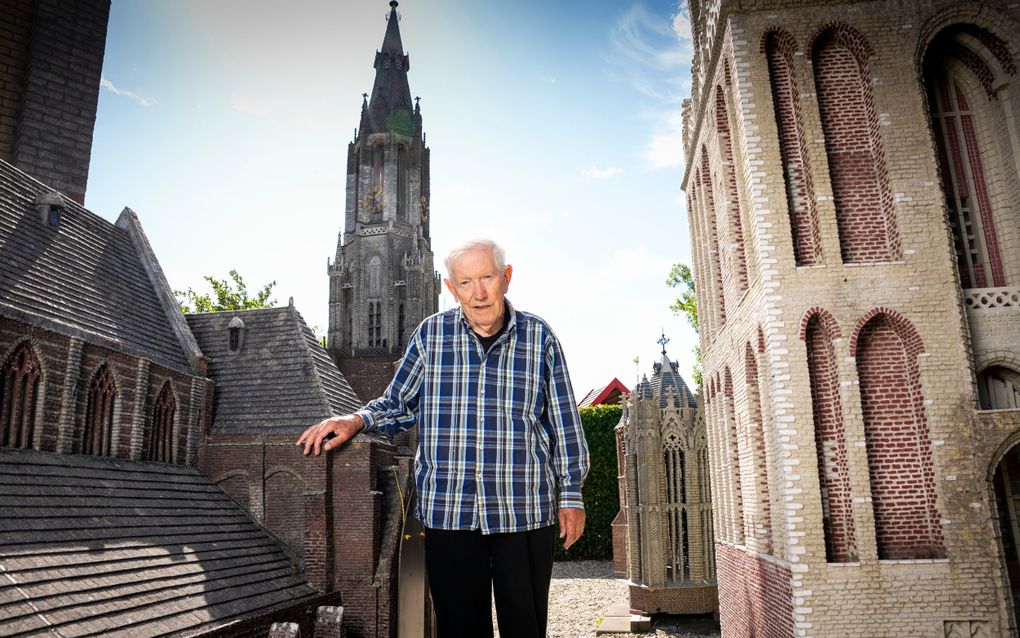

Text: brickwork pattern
xmin=804 ymin=312 xmax=856 ymax=562
xmin=811 ymin=24 xmax=899 ymax=264
xmin=716 ymin=544 xmax=794 ymax=638
xmin=0 ymin=0 xmax=30 ymax=160
xmin=763 ymin=28 xmax=822 ymax=266
xmin=855 ymin=312 xmax=944 ymax=560
xmin=11 ymin=0 xmax=109 ymax=203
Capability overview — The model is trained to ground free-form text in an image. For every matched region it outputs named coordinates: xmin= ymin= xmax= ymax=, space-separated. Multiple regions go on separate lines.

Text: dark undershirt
xmin=474 ymin=317 xmax=508 ymax=354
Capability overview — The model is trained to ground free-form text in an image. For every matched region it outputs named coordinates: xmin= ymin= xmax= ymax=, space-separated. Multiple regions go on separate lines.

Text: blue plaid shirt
xmin=356 ymin=301 xmax=589 ymax=534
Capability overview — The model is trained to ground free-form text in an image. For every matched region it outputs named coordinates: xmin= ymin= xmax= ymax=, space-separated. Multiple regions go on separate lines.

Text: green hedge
xmin=555 ymin=404 xmax=622 ymax=561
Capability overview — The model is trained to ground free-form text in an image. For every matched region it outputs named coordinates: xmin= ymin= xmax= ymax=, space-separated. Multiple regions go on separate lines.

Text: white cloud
xmin=605 ymin=4 xmax=693 ymax=170
xmin=581 ymin=166 xmax=624 ymax=180
xmin=644 ymin=111 xmax=684 ymax=170
xmin=100 ymin=76 xmax=156 ymax=107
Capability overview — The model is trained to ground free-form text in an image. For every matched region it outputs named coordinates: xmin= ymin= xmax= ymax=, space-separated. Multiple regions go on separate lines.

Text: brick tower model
xmin=328 ymin=0 xmax=440 ymax=403
xmin=681 ymin=0 xmax=1020 ymax=636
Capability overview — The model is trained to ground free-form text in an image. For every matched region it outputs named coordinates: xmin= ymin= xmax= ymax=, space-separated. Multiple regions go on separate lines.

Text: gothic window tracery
xmin=149 ymin=382 xmax=176 ymax=463
xmin=923 ymin=25 xmax=1015 ymax=289
xmin=1 ymin=342 xmax=42 ymax=449
xmin=83 ymin=365 xmax=116 ymax=456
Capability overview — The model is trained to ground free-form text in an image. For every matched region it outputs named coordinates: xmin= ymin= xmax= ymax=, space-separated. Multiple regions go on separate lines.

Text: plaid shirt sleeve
xmin=542 ymin=331 xmax=589 ymax=510
xmin=355 ymin=329 xmax=425 ymax=437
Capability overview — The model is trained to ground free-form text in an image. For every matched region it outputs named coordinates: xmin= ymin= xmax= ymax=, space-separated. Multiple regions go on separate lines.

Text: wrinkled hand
xmin=558 ymin=507 xmax=585 ymax=550
xmin=296 ymin=414 xmax=364 ymax=456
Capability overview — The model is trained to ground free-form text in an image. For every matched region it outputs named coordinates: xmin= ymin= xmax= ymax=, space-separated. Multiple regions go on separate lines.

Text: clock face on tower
xmin=420 ymin=195 xmax=429 ymax=223
xmin=362 ymin=187 xmax=384 ymax=215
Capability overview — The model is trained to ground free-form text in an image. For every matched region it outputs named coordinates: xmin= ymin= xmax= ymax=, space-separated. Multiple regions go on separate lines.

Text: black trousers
xmin=424 ymin=524 xmax=556 ymax=638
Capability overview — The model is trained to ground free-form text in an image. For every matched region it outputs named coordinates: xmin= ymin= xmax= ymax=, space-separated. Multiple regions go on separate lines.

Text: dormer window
xmin=34 ymin=191 xmax=64 ymax=228
xmin=227 ymin=316 xmax=245 ymax=353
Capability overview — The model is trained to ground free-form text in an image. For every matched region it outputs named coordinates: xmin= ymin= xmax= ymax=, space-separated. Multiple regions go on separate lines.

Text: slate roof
xmin=652 ymin=353 xmax=698 ymax=408
xmin=360 ymin=1 xmax=415 ymax=136
xmin=0 ymin=159 xmax=196 ymax=372
xmin=0 ymin=448 xmax=320 ymax=637
xmin=186 ymin=306 xmax=362 ymax=434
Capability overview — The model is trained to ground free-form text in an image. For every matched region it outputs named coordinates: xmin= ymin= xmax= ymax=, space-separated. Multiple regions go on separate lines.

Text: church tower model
xmin=328 ymin=0 xmax=440 ymax=402
xmin=681 ymin=0 xmax=1020 ymax=636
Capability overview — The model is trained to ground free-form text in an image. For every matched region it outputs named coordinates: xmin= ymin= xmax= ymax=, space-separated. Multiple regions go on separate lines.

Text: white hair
xmin=443 ymin=238 xmax=507 ymax=279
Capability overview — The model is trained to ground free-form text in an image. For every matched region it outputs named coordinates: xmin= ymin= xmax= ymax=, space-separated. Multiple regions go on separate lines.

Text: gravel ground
xmin=492 ymin=561 xmax=720 ymax=638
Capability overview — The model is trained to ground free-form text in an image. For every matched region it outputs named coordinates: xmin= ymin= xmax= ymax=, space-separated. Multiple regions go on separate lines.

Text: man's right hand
xmin=297 ymin=414 xmax=364 ymax=456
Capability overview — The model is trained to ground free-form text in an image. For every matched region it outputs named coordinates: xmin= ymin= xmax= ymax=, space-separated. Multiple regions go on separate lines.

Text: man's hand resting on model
xmin=296 ymin=414 xmax=364 ymax=456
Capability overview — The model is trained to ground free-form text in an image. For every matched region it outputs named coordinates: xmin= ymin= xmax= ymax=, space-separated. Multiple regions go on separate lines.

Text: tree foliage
xmin=175 ymin=270 xmax=277 ymax=314
xmin=666 ymin=262 xmax=703 ymax=386
xmin=555 ymin=405 xmax=622 ymax=561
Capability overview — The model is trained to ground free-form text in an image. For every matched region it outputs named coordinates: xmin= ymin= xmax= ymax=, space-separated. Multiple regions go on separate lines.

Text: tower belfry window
xmin=227 ymin=316 xmax=245 ymax=353
xmin=397 ymin=145 xmax=408 ymax=222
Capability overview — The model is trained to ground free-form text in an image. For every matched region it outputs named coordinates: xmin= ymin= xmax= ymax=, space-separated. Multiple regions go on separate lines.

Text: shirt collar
xmin=456 ymin=298 xmax=517 ymax=335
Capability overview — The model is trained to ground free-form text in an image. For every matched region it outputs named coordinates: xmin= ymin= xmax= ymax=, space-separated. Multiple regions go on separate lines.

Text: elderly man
xmin=297 ymin=238 xmax=589 ymax=638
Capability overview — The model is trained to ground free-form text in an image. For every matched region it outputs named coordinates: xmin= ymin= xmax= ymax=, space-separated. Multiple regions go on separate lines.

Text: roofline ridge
xmin=288 ymin=305 xmax=336 ymax=418
xmin=116 ymin=207 xmax=208 ymax=375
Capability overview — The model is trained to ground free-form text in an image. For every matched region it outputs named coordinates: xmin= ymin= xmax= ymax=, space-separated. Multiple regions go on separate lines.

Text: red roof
xmin=578 ymin=377 xmax=630 ymax=408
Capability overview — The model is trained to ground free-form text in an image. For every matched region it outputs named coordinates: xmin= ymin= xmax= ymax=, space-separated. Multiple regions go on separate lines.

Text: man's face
xmin=444 ymin=247 xmax=513 ymax=336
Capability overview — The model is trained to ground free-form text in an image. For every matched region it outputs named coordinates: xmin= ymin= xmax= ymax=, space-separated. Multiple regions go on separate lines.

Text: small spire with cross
xmin=658 ymin=330 xmax=670 ymax=356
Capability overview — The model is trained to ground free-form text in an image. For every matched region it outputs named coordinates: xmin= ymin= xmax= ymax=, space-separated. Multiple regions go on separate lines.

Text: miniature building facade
xmin=617 ymin=351 xmax=717 ymax=615
xmin=681 ymin=0 xmax=1020 ymax=635
xmin=327 ymin=0 xmax=441 ymax=403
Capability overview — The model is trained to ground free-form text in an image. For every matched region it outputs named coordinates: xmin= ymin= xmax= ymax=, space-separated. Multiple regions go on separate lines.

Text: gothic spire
xmin=365 ymin=0 xmax=414 ymax=136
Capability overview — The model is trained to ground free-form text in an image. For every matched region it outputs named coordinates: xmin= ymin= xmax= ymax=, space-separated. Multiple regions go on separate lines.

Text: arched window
xmin=149 ymin=382 xmax=176 ymax=463
xmin=368 ymin=301 xmax=382 ymax=348
xmin=811 ymin=25 xmax=899 ymax=263
xmin=723 ymin=368 xmax=744 ymax=544
xmin=368 ymin=256 xmax=382 ymax=296
xmin=804 ymin=311 xmax=856 ymax=561
xmin=853 ymin=311 xmax=943 ymax=559
xmin=978 ymin=366 xmax=1020 ymax=409
xmin=1 ymin=342 xmax=42 ymax=449
xmin=763 ymin=29 xmax=821 ymax=265
xmin=715 ymin=87 xmax=749 ymax=291
xmin=372 ymin=144 xmax=384 ymax=193
xmin=745 ymin=342 xmax=772 ymax=554
xmin=923 ymin=25 xmax=1015 ymax=289
xmin=700 ymin=147 xmax=727 ymax=328
xmin=83 ymin=365 xmax=116 ymax=456
xmin=397 ymin=145 xmax=409 ymax=222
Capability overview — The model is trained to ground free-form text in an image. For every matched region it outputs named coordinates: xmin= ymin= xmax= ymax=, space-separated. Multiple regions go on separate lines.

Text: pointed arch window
xmin=368 ymin=301 xmax=383 ymax=348
xmin=763 ymin=29 xmax=821 ymax=265
xmin=1 ymin=342 xmax=42 ymax=449
xmin=811 ymin=25 xmax=898 ymax=263
xmin=372 ymin=144 xmax=384 ymax=193
xmin=803 ymin=312 xmax=856 ymax=562
xmin=923 ymin=25 xmax=1014 ymax=289
xmin=854 ymin=312 xmax=943 ymax=559
xmin=397 ymin=145 xmax=409 ymax=222
xmin=149 ymin=383 xmax=176 ymax=463
xmin=83 ymin=365 xmax=116 ymax=456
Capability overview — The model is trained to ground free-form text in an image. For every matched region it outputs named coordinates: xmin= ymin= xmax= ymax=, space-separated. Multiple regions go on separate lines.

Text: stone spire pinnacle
xmin=364 ymin=0 xmax=414 ymax=136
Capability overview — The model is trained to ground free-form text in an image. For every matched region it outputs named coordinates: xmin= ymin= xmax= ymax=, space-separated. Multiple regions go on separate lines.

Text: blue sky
xmin=86 ymin=0 xmax=697 ymax=399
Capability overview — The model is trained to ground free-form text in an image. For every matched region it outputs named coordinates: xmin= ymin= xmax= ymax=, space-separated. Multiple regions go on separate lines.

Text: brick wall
xmin=0 ymin=0 xmax=31 ymax=160
xmin=716 ymin=544 xmax=793 ymax=638
xmin=10 ymin=0 xmax=110 ymax=203
xmin=0 ymin=316 xmax=201 ymax=464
